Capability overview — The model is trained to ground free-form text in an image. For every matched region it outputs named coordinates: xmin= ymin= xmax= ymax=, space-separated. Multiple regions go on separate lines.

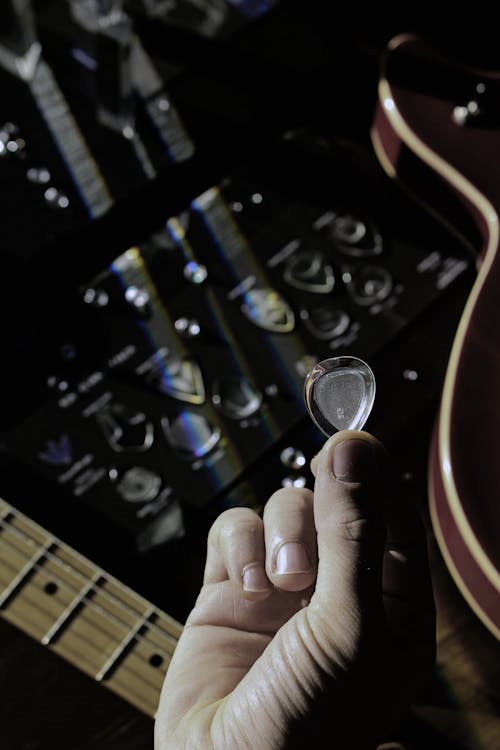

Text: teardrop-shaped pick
xmin=303 ymin=356 xmax=376 ymax=437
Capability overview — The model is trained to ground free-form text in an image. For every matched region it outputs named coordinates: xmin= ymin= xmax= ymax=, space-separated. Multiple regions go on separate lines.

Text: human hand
xmin=155 ymin=430 xmax=436 ymax=749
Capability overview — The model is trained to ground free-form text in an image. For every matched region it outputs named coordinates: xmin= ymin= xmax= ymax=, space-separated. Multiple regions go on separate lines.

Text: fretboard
xmin=0 ymin=497 xmax=183 ymax=718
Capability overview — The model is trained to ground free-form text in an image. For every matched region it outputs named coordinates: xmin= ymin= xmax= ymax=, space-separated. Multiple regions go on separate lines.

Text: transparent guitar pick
xmin=303 ymin=356 xmax=376 ymax=437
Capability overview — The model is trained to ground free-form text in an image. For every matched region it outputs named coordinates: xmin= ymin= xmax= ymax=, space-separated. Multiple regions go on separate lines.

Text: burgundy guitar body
xmin=371 ymin=34 xmax=500 ymax=639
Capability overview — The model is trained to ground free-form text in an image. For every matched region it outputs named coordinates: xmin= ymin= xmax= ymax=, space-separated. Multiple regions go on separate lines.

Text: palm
xmin=158 ymin=582 xmax=315 ymax=740
xmin=155 ymin=433 xmax=436 ymax=750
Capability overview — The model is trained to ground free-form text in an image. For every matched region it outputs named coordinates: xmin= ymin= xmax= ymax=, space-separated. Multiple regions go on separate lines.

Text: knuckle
xmin=338 ymin=517 xmax=372 ymax=543
xmin=333 ymin=490 xmax=385 ymax=545
xmin=265 ymin=486 xmax=313 ymax=513
xmin=335 ymin=512 xmax=385 ymax=546
xmin=208 ymin=508 xmax=258 ymax=542
xmin=208 ymin=507 xmax=259 ymax=546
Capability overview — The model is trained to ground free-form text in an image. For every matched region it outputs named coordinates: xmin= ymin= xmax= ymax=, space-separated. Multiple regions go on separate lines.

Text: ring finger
xmin=204 ymin=507 xmax=272 ymax=600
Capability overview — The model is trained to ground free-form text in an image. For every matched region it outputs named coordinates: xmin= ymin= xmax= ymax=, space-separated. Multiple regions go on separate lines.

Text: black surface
xmin=0 ymin=127 xmax=475 ymax=622
xmin=1 ymin=6 xmax=493 ymax=750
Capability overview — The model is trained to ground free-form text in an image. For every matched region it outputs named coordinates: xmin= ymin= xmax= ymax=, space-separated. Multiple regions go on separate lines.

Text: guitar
xmin=371 ymin=33 xmax=500 ymax=639
xmin=2 ymin=501 xmax=499 ymax=749
xmin=0 ymin=495 xmax=183 ymax=721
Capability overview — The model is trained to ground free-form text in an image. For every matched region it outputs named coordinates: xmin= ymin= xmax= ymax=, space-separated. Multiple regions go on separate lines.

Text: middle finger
xmin=263 ymin=486 xmax=317 ymax=592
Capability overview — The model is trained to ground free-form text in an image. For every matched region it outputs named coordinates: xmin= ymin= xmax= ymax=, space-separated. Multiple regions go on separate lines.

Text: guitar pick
xmin=211 ymin=376 xmax=262 ymax=419
xmin=303 ymin=356 xmax=375 ymax=437
xmin=150 ymin=356 xmax=205 ymax=404
xmin=283 ymin=252 xmax=335 ymax=293
xmin=161 ymin=413 xmax=221 ymax=460
xmin=240 ymin=288 xmax=295 ymax=333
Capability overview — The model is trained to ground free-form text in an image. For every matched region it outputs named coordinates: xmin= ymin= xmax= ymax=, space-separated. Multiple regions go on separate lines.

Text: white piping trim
xmin=428 ymin=466 xmax=500 ymax=640
xmin=376 ymin=76 xmax=500 ymax=591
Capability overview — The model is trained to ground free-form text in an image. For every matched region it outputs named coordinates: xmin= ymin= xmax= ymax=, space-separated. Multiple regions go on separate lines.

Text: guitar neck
xmin=0 ymin=497 xmax=183 ymax=718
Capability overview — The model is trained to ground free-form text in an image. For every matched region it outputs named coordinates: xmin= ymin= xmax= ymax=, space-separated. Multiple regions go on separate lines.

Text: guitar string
xmin=0 ymin=550 xmax=174 ymax=695
xmin=0 ymin=501 xmax=182 ymax=631
xmin=0 ymin=516 xmax=181 ymax=658
xmin=5 ymin=505 xmax=182 ymax=629
xmin=0 ymin=586 xmax=169 ymax=703
xmin=0 ymin=517 xmax=180 ymax=653
xmin=0 ymin=530 xmax=176 ymax=696
xmin=0 ymin=528 xmax=178 ymax=654
xmin=0 ymin=510 xmax=181 ymax=643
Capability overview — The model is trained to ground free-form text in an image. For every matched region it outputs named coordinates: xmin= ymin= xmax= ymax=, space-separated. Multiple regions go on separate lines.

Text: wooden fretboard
xmin=0 ymin=497 xmax=183 ymax=718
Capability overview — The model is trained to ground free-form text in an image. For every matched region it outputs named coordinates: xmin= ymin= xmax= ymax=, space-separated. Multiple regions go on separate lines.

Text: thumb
xmin=309 ymin=430 xmax=387 ymax=653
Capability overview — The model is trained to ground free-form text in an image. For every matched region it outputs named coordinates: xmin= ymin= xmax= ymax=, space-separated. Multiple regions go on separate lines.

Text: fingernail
xmin=242 ymin=564 xmax=270 ymax=592
xmin=275 ymin=542 xmax=311 ymax=574
xmin=332 ymin=438 xmax=373 ymax=483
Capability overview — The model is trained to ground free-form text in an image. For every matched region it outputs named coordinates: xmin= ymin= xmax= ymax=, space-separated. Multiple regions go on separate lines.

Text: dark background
xmin=0 ymin=3 xmax=498 ymax=749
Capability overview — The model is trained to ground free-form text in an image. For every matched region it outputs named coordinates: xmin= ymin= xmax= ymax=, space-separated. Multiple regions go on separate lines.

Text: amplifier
xmin=0 ymin=130 xmax=475 ymax=561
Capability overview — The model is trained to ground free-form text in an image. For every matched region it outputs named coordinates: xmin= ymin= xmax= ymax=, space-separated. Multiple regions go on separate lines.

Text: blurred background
xmin=0 ymin=3 xmax=498 ymax=749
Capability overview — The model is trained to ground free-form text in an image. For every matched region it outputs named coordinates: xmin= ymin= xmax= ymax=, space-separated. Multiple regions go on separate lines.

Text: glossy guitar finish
xmin=371 ymin=34 xmax=500 ymax=638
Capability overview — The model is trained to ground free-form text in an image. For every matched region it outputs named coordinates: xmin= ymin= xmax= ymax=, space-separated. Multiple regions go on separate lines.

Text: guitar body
xmin=371 ymin=34 xmax=500 ymax=638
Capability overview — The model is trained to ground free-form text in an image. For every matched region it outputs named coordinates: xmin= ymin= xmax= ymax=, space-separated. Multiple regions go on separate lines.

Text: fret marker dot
xmin=44 ymin=581 xmax=58 ymax=595
xmin=149 ymin=653 xmax=164 ymax=668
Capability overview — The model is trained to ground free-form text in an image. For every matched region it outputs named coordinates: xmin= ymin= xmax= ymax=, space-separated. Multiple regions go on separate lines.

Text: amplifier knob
xmin=162 ymin=412 xmax=221 ymax=460
xmin=280 ymin=447 xmax=307 ymax=470
xmin=281 ymin=475 xmax=307 ymax=488
xmin=212 ymin=377 xmax=262 ymax=419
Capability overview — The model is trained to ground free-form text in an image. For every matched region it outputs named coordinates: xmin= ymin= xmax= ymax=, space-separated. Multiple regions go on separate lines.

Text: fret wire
xmin=95 ymin=603 xmax=157 ymax=682
xmin=0 ymin=540 xmax=177 ymax=657
xmin=0 ymin=538 xmax=55 ymax=607
xmin=0 ymin=542 xmax=177 ymax=661
xmin=0 ymin=539 xmax=175 ymax=693
xmin=64 ymin=611 xmax=171 ymax=693
xmin=0 ymin=514 xmax=181 ymax=647
xmin=41 ymin=570 xmax=102 ymax=645
xmin=0 ymin=505 xmax=11 ymax=520
xmin=77 ymin=613 xmax=172 ymax=694
xmin=5 ymin=580 xmax=171 ymax=694
xmin=0 ymin=502 xmax=181 ymax=708
xmin=10 ymin=588 xmax=170 ymax=702
xmin=0 ymin=505 xmax=173 ymax=618
xmin=107 ymin=660 xmax=168 ymax=706
xmin=0 ymin=550 xmax=82 ymax=629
